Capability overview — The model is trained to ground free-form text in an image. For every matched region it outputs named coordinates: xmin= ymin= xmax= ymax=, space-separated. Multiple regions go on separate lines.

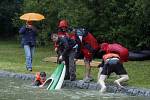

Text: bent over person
xmin=51 ymin=33 xmax=77 ymax=81
xmin=74 ymin=28 xmax=99 ymax=82
xmin=98 ymin=43 xmax=129 ymax=92
xmin=54 ymin=19 xmax=72 ymax=63
xmin=98 ymin=43 xmax=129 ymax=93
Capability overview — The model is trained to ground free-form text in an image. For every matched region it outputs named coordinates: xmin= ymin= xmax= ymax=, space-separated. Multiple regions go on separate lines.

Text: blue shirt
xmin=19 ymin=25 xmax=37 ymax=47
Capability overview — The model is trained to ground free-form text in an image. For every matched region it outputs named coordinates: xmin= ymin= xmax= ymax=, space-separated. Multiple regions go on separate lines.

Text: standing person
xmin=98 ymin=43 xmax=129 ymax=93
xmin=74 ymin=28 xmax=99 ymax=82
xmin=54 ymin=19 xmax=70 ymax=50
xmin=19 ymin=21 xmax=37 ymax=71
xmin=54 ymin=20 xmax=70 ymax=63
xmin=51 ymin=33 xmax=77 ymax=81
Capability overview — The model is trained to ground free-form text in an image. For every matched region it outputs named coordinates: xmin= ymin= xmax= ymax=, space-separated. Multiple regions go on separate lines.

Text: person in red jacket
xmin=54 ymin=20 xmax=70 ymax=51
xmin=100 ymin=43 xmax=129 ymax=62
xmin=98 ymin=43 xmax=129 ymax=93
xmin=54 ymin=20 xmax=73 ymax=63
xmin=74 ymin=28 xmax=99 ymax=82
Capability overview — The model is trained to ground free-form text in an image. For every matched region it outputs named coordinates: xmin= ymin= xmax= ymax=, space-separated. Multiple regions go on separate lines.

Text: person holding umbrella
xmin=19 ymin=21 xmax=37 ymax=71
xmin=19 ymin=13 xmax=45 ymax=71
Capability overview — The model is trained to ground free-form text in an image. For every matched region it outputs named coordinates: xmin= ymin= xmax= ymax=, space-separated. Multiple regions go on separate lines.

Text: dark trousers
xmin=57 ymin=50 xmax=76 ymax=80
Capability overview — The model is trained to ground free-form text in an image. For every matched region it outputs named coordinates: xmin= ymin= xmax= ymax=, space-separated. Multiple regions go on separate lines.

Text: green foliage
xmin=89 ymin=0 xmax=150 ymax=49
xmin=0 ymin=0 xmax=21 ymax=37
xmin=11 ymin=0 xmax=150 ymax=49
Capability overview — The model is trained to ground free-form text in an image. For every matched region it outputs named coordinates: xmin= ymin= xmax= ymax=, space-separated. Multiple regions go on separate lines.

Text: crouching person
xmin=98 ymin=52 xmax=129 ymax=93
xmin=33 ymin=72 xmax=46 ymax=86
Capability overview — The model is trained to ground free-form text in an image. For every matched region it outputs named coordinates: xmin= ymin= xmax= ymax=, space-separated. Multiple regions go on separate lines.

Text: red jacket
xmin=101 ymin=43 xmax=129 ymax=62
xmin=82 ymin=32 xmax=99 ymax=51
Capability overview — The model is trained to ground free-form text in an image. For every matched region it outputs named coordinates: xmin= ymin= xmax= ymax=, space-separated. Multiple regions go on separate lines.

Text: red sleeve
xmin=54 ymin=42 xmax=59 ymax=48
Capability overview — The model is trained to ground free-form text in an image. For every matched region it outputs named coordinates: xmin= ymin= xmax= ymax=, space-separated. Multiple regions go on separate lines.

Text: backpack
xmin=75 ymin=28 xmax=99 ymax=53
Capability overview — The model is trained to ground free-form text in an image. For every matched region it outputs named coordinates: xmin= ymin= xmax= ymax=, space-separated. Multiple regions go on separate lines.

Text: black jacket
xmin=57 ymin=36 xmax=76 ymax=57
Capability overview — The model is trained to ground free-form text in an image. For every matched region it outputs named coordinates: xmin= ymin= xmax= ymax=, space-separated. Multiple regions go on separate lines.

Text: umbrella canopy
xmin=20 ymin=13 xmax=45 ymax=21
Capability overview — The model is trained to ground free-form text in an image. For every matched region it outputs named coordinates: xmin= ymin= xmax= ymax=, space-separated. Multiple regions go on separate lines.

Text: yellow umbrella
xmin=20 ymin=13 xmax=45 ymax=21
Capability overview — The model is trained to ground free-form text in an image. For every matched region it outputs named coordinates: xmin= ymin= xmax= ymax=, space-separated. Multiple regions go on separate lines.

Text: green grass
xmin=0 ymin=41 xmax=150 ymax=88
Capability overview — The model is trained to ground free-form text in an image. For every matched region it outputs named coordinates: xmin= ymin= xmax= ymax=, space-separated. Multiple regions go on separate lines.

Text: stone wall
xmin=0 ymin=70 xmax=150 ymax=97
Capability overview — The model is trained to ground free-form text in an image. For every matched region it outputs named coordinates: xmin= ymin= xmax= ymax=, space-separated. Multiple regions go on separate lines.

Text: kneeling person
xmin=98 ymin=53 xmax=129 ymax=93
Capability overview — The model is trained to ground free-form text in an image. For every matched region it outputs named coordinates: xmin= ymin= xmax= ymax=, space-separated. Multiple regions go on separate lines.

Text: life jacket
xmin=58 ymin=36 xmax=76 ymax=51
xmin=54 ymin=31 xmax=69 ymax=48
xmin=35 ymin=72 xmax=46 ymax=85
xmin=102 ymin=43 xmax=129 ymax=62
xmin=103 ymin=53 xmax=120 ymax=61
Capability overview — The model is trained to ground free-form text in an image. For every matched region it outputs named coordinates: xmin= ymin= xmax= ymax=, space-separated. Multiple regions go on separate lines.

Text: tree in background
xmin=11 ymin=0 xmax=150 ymax=49
xmin=0 ymin=0 xmax=21 ymax=38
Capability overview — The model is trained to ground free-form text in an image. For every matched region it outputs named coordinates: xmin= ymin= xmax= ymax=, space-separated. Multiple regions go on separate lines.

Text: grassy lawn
xmin=0 ymin=41 xmax=150 ymax=88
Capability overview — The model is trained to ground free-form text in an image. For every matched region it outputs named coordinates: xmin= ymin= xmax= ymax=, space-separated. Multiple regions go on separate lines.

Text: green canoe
xmin=41 ymin=63 xmax=66 ymax=90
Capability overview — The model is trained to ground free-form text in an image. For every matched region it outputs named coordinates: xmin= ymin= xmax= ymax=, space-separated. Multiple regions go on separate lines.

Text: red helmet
xmin=58 ymin=20 xmax=68 ymax=28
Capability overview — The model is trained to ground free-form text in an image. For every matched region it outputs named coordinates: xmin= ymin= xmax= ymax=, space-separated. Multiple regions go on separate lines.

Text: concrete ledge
xmin=0 ymin=70 xmax=150 ymax=97
xmin=0 ymin=70 xmax=35 ymax=80
xmin=62 ymin=80 xmax=150 ymax=96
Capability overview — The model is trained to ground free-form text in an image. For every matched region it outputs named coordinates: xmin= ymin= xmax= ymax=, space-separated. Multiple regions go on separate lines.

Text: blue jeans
xmin=24 ymin=45 xmax=35 ymax=69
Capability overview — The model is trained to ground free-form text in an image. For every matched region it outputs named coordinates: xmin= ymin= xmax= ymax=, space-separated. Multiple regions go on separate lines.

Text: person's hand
xmin=62 ymin=61 xmax=65 ymax=64
xmin=74 ymin=58 xmax=78 ymax=62
xmin=26 ymin=25 xmax=32 ymax=29
xmin=39 ymin=85 xmax=43 ymax=87
xmin=59 ymin=55 xmax=63 ymax=60
xmin=54 ymin=48 xmax=58 ymax=52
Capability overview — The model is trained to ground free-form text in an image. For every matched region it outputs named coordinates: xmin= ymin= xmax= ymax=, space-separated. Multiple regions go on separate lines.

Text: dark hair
xmin=40 ymin=72 xmax=46 ymax=77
